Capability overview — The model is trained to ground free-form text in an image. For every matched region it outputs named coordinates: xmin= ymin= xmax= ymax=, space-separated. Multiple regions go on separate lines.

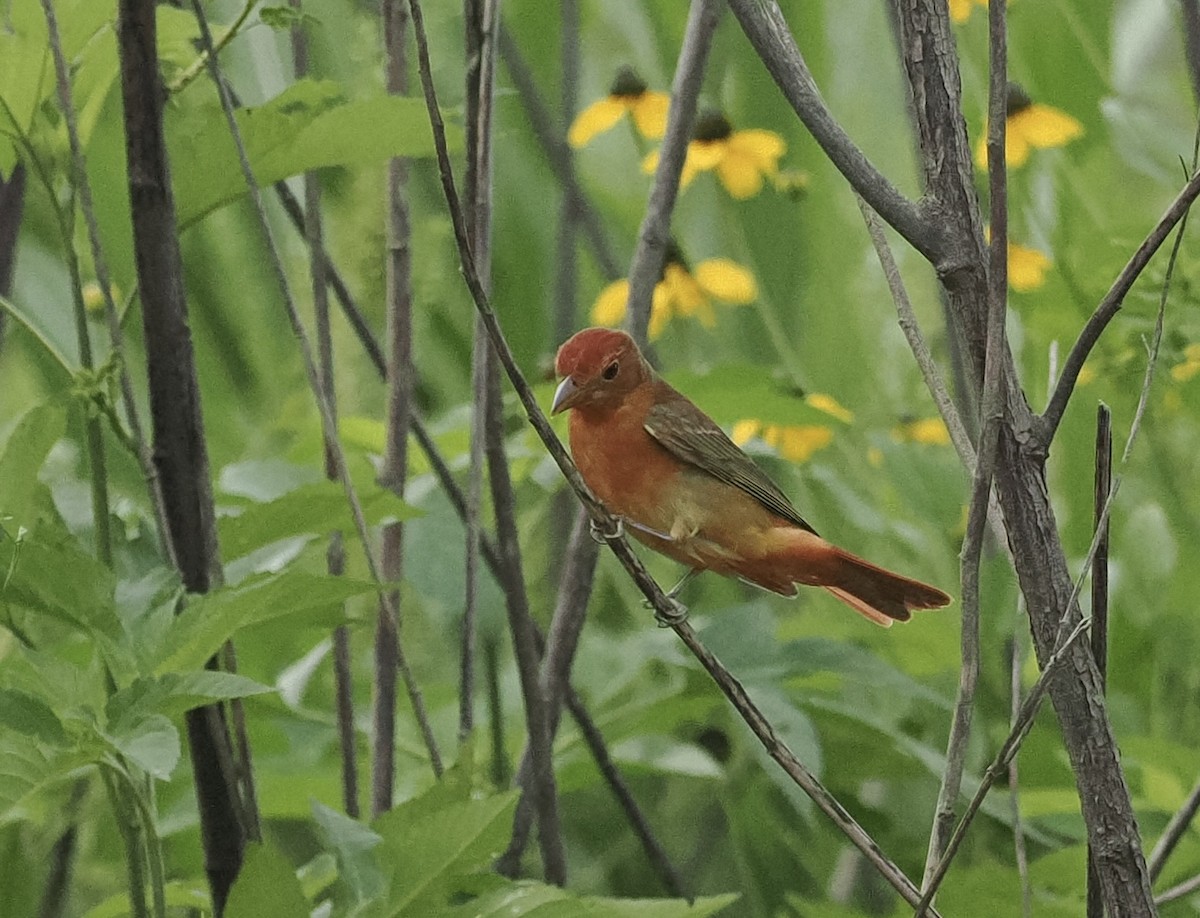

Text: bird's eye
xmin=602 ymin=361 xmax=619 ymax=381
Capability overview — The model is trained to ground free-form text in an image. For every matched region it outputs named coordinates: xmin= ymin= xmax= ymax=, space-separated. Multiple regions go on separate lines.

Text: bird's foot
xmin=653 ymin=596 xmax=689 ymax=628
xmin=589 ymin=516 xmax=624 ymax=544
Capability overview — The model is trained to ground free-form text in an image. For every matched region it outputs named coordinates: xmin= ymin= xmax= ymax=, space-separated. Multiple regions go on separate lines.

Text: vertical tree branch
xmin=462 ymin=0 xmax=567 ymax=885
xmin=1008 ymin=626 xmax=1033 ymax=918
xmin=0 ymin=163 xmax=26 ymax=345
xmin=116 ymin=1 xmax=245 ymax=910
xmin=626 ymin=0 xmax=723 ymax=345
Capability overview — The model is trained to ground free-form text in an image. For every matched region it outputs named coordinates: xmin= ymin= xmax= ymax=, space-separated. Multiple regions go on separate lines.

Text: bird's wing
xmin=644 ymin=389 xmax=819 ymax=535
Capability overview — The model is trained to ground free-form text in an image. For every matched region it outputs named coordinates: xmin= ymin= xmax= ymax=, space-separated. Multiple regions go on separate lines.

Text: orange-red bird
xmin=552 ymin=328 xmax=951 ymax=626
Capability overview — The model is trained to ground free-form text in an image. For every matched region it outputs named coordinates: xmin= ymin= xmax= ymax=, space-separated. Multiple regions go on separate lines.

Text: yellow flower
xmin=1077 ymin=363 xmax=1097 ymax=387
xmin=976 ymin=83 xmax=1083 ymax=169
xmin=805 ymin=393 xmax=853 ymax=423
xmin=568 ymin=67 xmax=669 ymax=148
xmin=732 ymin=419 xmax=833 ymax=463
xmin=892 ymin=417 xmax=952 ymax=446
xmin=950 ymin=0 xmax=987 ymax=23
xmin=643 ymin=111 xmax=785 ymax=199
xmin=591 ymin=245 xmax=757 ymax=339
xmin=1008 ymin=241 xmax=1052 ymax=292
xmin=1171 ymin=343 xmax=1200 ymax=383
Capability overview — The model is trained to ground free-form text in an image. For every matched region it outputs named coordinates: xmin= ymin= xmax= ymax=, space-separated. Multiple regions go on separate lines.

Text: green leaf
xmin=150 ymin=570 xmax=377 ymax=673
xmin=106 ymin=714 xmax=179 ymax=781
xmin=0 ymin=688 xmax=68 ymax=746
xmin=106 ymin=671 xmax=274 ymax=733
xmin=218 ymin=479 xmax=421 ymax=560
xmin=0 ymin=399 xmax=67 ymax=525
xmin=82 ymin=881 xmax=210 ymax=918
xmin=375 ymin=791 xmax=519 ymax=916
xmin=170 ymin=78 xmax=462 ymax=227
xmin=0 ymin=293 xmax=76 ymax=373
xmin=311 ymin=800 xmax=385 ymax=905
xmin=225 ymin=842 xmax=309 ymax=918
xmin=442 ymin=880 xmax=739 ymax=917
xmin=0 ymin=733 xmax=89 ymax=821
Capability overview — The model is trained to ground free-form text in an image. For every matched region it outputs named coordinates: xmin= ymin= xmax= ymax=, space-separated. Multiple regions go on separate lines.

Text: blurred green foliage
xmin=1 ymin=0 xmax=1199 ymax=914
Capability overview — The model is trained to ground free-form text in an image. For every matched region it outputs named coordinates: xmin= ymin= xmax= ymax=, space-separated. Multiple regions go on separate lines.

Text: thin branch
xmin=1040 ymin=168 xmax=1200 ymax=441
xmin=923 ymin=0 xmax=1009 ymax=889
xmin=1156 ymin=872 xmax=1200 ymax=906
xmin=726 ymin=0 xmax=933 ymax=259
xmin=1148 ymin=775 xmax=1200 ymax=881
xmin=464 ymin=0 xmax=566 ymax=885
xmin=915 ymin=616 xmax=1094 ymax=917
xmin=0 ymin=162 xmax=26 ymax=344
xmin=289 ymin=0 xmax=359 ymax=820
xmin=1087 ymin=403 xmax=1112 ymax=918
xmin=626 ymin=0 xmax=723 ymax=345
xmin=186 ymin=0 xmax=443 ymax=782
xmin=1007 ymin=623 xmax=1033 ymax=918
xmin=1181 ymin=0 xmax=1200 ymax=108
xmin=407 ymin=1 xmax=937 ymax=907
xmin=496 ymin=26 xmax=621 ymax=281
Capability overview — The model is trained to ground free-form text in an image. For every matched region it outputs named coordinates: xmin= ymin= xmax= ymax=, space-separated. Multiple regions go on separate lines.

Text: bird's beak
xmin=551 ymin=375 xmax=579 ymax=414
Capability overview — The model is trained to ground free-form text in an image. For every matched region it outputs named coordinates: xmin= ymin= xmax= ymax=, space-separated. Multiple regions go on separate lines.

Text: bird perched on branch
xmin=551 ymin=327 xmax=951 ymax=626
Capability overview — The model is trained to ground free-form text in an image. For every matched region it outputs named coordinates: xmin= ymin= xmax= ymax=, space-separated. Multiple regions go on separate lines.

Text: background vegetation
xmin=1 ymin=0 xmax=1199 ymax=915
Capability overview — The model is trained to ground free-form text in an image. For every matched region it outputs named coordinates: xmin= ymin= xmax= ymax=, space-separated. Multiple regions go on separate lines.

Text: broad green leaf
xmin=0 ymin=522 xmax=120 ymax=638
xmin=0 ymin=293 xmax=76 ymax=373
xmin=106 ymin=671 xmax=275 ymax=733
xmin=0 ymin=399 xmax=67 ymax=525
xmin=0 ymin=733 xmax=90 ymax=821
xmin=218 ymin=479 xmax=421 ymax=560
xmin=442 ymin=880 xmax=739 ymax=917
xmin=106 ymin=713 xmax=179 ymax=781
xmin=0 ymin=688 xmax=68 ymax=746
xmin=225 ymin=842 xmax=309 ymax=918
xmin=82 ymin=881 xmax=210 ymax=918
xmin=150 ymin=570 xmax=377 ymax=673
xmin=376 ymin=791 xmax=519 ymax=916
xmin=311 ymin=799 xmax=385 ymax=905
xmin=170 ymin=78 xmax=462 ymax=227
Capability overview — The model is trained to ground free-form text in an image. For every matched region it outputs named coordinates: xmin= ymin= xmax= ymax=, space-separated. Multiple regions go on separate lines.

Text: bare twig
xmin=186 ymin=0 xmax=443 ymax=783
xmin=408 ymin=0 xmax=935 ymax=907
xmin=464 ymin=0 xmax=566 ymax=885
xmin=496 ymin=26 xmax=621 ymax=281
xmin=1149 ymin=775 xmax=1200 ymax=881
xmin=726 ymin=0 xmax=932 ymax=258
xmin=1087 ymin=403 xmax=1112 ymax=918
xmin=1156 ymin=872 xmax=1200 ymax=906
xmin=1040 ymin=168 xmax=1200 ymax=441
xmin=626 ymin=0 xmax=723 ymax=345
xmin=1181 ymin=0 xmax=1200 ymax=108
xmin=1008 ymin=623 xmax=1033 ymax=918
xmin=923 ymin=1 xmax=1010 ymax=890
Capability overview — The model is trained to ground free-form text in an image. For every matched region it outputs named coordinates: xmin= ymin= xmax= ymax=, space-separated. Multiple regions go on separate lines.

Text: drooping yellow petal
xmin=1013 ymin=104 xmax=1084 ymax=151
xmin=663 ymin=263 xmax=706 ymax=315
xmin=568 ymin=97 xmax=629 ymax=148
xmin=805 ymin=393 xmax=854 ymax=423
xmin=772 ymin=424 xmax=834 ymax=462
xmin=892 ymin=417 xmax=951 ymax=445
xmin=648 ymin=282 xmax=673 ymax=340
xmin=1008 ymin=242 xmax=1051 ymax=292
xmin=591 ymin=279 xmax=630 ymax=326
xmin=694 ymin=259 xmax=757 ymax=303
xmin=731 ymin=419 xmax=762 ymax=445
xmin=728 ymin=129 xmax=786 ymax=166
xmin=1171 ymin=344 xmax=1200 ymax=382
xmin=630 ymin=91 xmax=670 ymax=139
xmin=948 ymin=0 xmax=974 ymax=22
xmin=716 ymin=150 xmax=767 ymax=199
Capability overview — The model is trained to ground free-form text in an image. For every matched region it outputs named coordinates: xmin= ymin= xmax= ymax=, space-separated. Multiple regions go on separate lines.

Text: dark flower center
xmin=610 ymin=66 xmax=648 ymax=99
xmin=693 ymin=110 xmax=733 ymax=142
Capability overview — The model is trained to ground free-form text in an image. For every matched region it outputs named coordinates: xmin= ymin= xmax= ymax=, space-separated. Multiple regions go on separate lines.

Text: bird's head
xmin=552 ymin=327 xmax=649 ymax=415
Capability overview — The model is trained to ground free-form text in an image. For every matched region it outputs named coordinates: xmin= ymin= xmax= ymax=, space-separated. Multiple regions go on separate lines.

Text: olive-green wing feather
xmin=644 ymin=388 xmax=818 ymax=535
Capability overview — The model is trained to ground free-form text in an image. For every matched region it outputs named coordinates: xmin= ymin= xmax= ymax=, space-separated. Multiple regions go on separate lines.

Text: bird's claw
xmin=589 ymin=516 xmax=624 ymax=544
xmin=653 ymin=597 xmax=689 ymax=628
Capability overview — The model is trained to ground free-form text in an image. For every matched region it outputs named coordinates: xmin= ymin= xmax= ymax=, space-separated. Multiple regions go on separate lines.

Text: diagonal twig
xmin=407 ymin=0 xmax=938 ymax=908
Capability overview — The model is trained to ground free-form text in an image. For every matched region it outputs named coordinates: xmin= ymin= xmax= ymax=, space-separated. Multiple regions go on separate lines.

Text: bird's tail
xmin=819 ymin=544 xmax=951 ymax=626
xmin=740 ymin=531 xmax=951 ymax=626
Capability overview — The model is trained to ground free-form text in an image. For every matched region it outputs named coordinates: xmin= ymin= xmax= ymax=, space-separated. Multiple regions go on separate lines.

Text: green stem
xmin=168 ymin=0 xmax=257 ymax=95
xmin=101 ymin=767 xmax=150 ymax=918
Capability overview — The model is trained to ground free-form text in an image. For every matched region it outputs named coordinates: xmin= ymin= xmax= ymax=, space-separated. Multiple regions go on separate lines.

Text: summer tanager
xmin=552 ymin=327 xmax=951 ymax=626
